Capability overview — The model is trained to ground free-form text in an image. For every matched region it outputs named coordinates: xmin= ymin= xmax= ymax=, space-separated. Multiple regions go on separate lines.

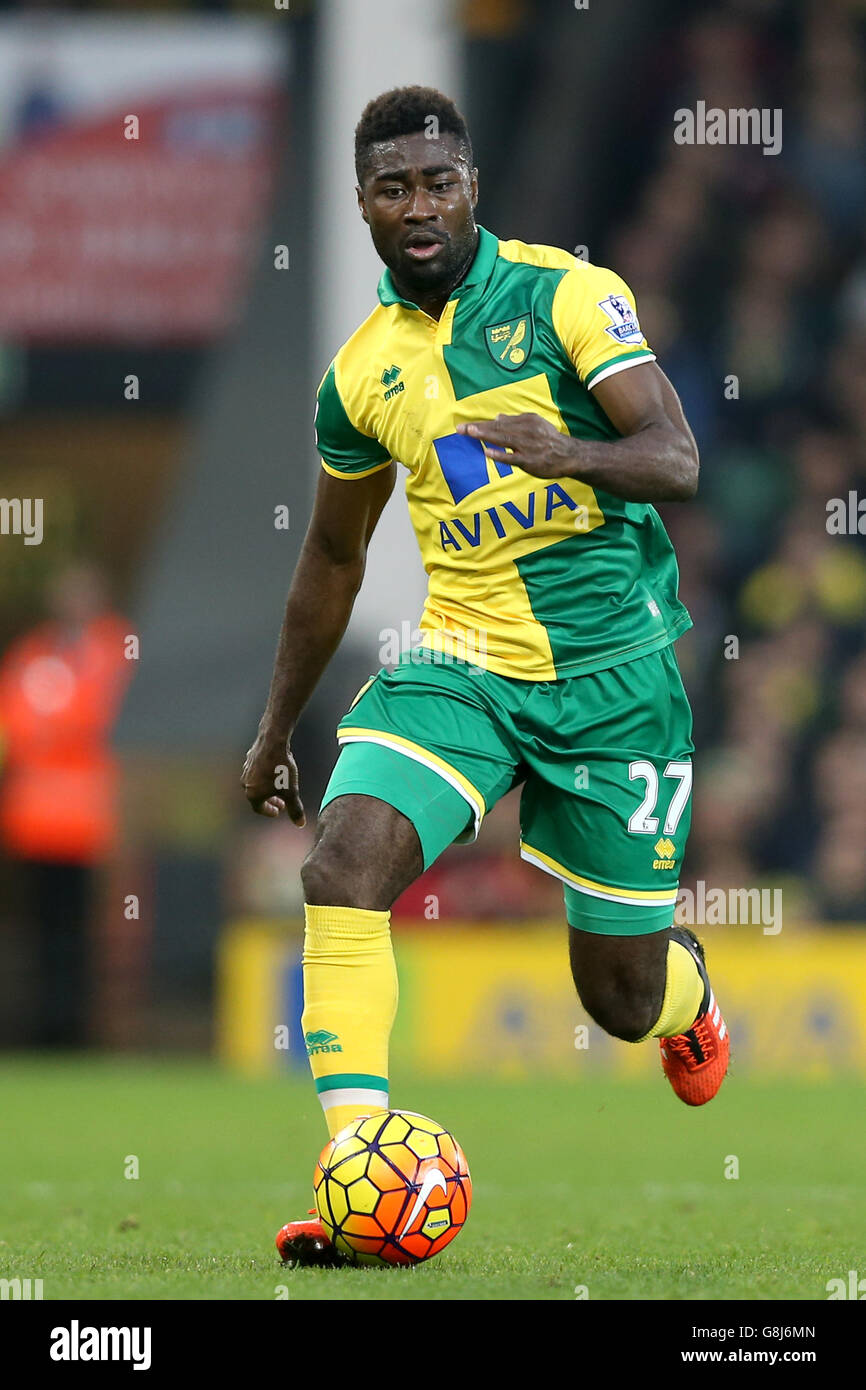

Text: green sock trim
xmin=314 ymin=1072 xmax=389 ymax=1094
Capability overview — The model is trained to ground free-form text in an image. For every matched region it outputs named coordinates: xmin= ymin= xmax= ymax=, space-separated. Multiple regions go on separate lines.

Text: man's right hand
xmin=241 ymin=730 xmax=306 ymax=825
xmin=241 ymin=467 xmax=396 ymax=830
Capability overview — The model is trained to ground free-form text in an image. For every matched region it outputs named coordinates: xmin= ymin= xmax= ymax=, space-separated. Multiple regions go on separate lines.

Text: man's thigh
xmin=518 ymin=644 xmax=694 ymax=936
xmin=302 ymin=793 xmax=426 ymax=909
xmin=320 ymin=652 xmax=521 ymax=871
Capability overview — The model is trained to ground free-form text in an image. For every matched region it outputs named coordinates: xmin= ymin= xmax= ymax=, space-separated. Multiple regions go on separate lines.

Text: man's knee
xmin=569 ymin=927 xmax=670 ymax=1042
xmin=300 ymin=796 xmax=424 ymax=910
xmin=300 ymin=837 xmax=368 ymax=908
xmin=578 ymin=984 xmax=660 ymax=1043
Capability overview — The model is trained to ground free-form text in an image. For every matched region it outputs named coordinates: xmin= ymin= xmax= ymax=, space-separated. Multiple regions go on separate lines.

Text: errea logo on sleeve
xmin=597 ymin=294 xmax=644 ymax=345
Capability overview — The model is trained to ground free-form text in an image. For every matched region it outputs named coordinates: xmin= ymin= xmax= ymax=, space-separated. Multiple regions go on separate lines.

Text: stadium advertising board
xmin=0 ymin=17 xmax=286 ymax=342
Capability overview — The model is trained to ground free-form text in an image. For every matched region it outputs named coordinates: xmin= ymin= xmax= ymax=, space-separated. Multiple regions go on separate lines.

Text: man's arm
xmin=241 ymin=462 xmax=396 ymax=820
xmin=457 ymin=361 xmax=699 ymax=502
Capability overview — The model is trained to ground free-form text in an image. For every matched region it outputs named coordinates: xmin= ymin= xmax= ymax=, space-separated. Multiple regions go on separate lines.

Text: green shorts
xmin=321 ymin=644 xmax=694 ymax=935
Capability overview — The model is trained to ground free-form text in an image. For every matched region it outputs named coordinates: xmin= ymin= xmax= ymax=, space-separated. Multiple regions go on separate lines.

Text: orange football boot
xmin=275 ymin=1210 xmax=347 ymax=1268
xmin=659 ymin=927 xmax=730 ymax=1106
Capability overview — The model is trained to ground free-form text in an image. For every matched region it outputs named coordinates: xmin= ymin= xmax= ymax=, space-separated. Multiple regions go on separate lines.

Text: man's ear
xmin=356 ymin=184 xmax=368 ymax=224
xmin=470 ymin=168 xmax=479 ymax=209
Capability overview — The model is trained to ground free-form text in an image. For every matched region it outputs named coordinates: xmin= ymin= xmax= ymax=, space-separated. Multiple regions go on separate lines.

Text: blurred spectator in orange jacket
xmin=0 ymin=562 xmax=132 ymax=1046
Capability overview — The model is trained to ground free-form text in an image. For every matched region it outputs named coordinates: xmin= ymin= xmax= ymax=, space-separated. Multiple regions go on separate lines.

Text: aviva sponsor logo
xmin=435 ymin=431 xmax=512 ymax=505
xmin=434 ymin=431 xmax=594 ymax=551
xmin=653 ymin=837 xmax=676 ymax=870
xmin=381 ymin=364 xmax=404 ymax=400
xmin=439 ymin=482 xmax=587 ymax=552
xmin=305 ymin=1029 xmax=343 ymax=1056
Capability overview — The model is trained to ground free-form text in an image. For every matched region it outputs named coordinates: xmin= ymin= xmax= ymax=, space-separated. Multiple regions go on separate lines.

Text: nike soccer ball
xmin=313 ymin=1110 xmax=472 ymax=1265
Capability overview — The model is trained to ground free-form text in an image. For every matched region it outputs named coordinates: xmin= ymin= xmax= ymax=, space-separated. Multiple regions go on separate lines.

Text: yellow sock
xmin=302 ymin=904 xmax=397 ymax=1139
xmin=638 ymin=939 xmax=704 ymax=1042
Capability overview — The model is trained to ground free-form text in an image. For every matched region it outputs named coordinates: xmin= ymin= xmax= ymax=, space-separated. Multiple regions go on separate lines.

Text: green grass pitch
xmin=0 ymin=1056 xmax=861 ymax=1301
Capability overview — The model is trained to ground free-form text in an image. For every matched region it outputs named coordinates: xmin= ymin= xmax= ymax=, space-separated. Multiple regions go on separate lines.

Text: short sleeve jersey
xmin=314 ymin=226 xmax=691 ymax=681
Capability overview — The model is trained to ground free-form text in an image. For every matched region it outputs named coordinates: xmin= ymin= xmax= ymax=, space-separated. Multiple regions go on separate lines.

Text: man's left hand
xmin=456 ymin=413 xmax=576 ymax=479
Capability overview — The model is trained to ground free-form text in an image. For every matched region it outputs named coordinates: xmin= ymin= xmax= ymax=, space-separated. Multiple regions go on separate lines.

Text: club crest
xmin=484 ymin=313 xmax=533 ymax=370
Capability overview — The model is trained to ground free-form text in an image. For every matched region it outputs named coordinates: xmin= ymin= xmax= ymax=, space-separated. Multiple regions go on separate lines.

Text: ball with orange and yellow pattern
xmin=313 ymin=1110 xmax=472 ymax=1265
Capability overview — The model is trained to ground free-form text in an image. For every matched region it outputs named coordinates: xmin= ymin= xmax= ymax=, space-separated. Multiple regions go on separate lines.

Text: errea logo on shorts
xmin=653 ymin=837 xmax=676 ymax=870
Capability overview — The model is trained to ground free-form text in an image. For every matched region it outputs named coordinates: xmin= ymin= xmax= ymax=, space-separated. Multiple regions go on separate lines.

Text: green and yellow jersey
xmin=314 ymin=225 xmax=691 ymax=681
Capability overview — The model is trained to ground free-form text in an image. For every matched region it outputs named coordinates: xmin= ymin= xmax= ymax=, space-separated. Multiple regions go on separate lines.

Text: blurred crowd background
xmin=0 ymin=0 xmax=864 ymax=1053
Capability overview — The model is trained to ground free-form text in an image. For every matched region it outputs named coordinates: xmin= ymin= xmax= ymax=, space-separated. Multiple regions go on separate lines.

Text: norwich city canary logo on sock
xmin=484 ymin=313 xmax=533 ymax=370
xmin=304 ymin=1029 xmax=343 ymax=1055
xmin=653 ymin=837 xmax=676 ymax=870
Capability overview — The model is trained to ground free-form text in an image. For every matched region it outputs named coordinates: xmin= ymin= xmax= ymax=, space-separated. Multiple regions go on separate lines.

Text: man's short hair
xmin=355 ymin=85 xmax=473 ymax=185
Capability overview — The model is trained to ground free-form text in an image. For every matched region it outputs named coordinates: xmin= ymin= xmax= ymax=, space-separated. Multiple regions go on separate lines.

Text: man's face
xmin=357 ymin=130 xmax=479 ymax=301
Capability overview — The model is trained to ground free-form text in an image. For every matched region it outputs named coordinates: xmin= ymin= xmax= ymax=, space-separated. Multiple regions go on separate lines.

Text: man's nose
xmin=405 ymin=186 xmax=438 ymax=219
